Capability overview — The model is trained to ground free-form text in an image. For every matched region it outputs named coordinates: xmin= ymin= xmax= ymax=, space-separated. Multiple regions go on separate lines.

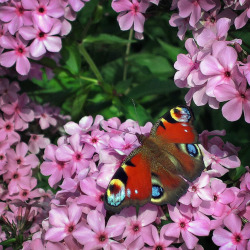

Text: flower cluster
xmin=0 ymin=78 xmax=69 ymax=248
xmin=111 ymin=0 xmax=160 ymax=39
xmin=14 ymin=112 xmax=248 ymax=249
xmin=169 ymin=0 xmax=250 ymax=123
xmin=0 ymin=0 xmax=88 ymax=76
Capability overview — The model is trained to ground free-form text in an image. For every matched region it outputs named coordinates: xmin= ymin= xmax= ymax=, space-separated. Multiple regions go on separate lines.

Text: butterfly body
xmin=104 ymin=106 xmax=205 ymax=213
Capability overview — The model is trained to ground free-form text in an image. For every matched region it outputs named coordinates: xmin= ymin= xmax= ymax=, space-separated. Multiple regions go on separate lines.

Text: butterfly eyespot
xmin=171 ymin=107 xmax=191 ymax=123
xmin=152 ymin=185 xmax=164 ymax=199
xmin=106 ymin=179 xmax=126 ymax=207
xmin=186 ymin=144 xmax=198 ymax=157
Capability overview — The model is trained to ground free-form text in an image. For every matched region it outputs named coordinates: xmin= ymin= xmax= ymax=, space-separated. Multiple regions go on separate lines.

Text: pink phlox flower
xmin=68 ymin=0 xmax=90 ymax=12
xmin=3 ymin=165 xmax=33 ymax=195
xmin=109 ymin=133 xmax=139 ymax=155
xmin=201 ymin=144 xmax=241 ymax=177
xmin=212 ymin=213 xmax=250 ymax=249
xmin=6 ymin=142 xmax=39 ymax=170
xmin=0 ymin=78 xmax=20 ymax=104
xmin=45 ymin=203 xmax=83 ymax=242
xmin=40 ymin=144 xmax=71 ymax=188
xmin=78 ymin=176 xmax=106 ymax=214
xmin=119 ymin=204 xmax=158 ymax=246
xmin=21 ymin=0 xmax=64 ymax=33
xmin=234 ymin=4 xmax=250 ymax=29
xmin=165 ymin=205 xmax=210 ymax=249
xmin=240 ymin=55 xmax=250 ymax=85
xmin=174 ymin=38 xmax=205 ymax=88
xmin=144 ymin=224 xmax=175 ymax=249
xmin=0 ymin=35 xmax=31 ymax=75
xmin=0 ymin=141 xmax=9 ymax=174
xmin=19 ymin=20 xmax=62 ymax=58
xmin=64 ymin=114 xmax=103 ymax=135
xmin=0 ymin=115 xmax=20 ymax=145
xmin=101 ymin=116 xmax=122 ymax=135
xmin=112 ymin=0 xmax=150 ymax=33
xmin=177 ymin=0 xmax=216 ymax=27
xmin=196 ymin=18 xmax=231 ymax=48
xmin=7 ymin=178 xmax=41 ymax=201
xmin=185 ymin=83 xmax=220 ymax=109
xmin=179 ymin=172 xmax=213 ymax=207
xmin=34 ymin=104 xmax=57 ymax=130
xmin=199 ymin=129 xmax=226 ymax=150
xmin=214 ymin=79 xmax=250 ymax=123
xmin=72 ymin=209 xmax=126 ymax=249
xmin=56 ymin=133 xmax=95 ymax=175
xmin=81 ymin=129 xmax=110 ymax=153
xmin=0 ymin=1 xmax=32 ymax=35
xmin=169 ymin=13 xmax=191 ymax=40
xmin=28 ymin=134 xmax=50 ymax=154
xmin=1 ymin=93 xmax=34 ymax=130
xmin=96 ymin=149 xmax=124 ymax=188
xmin=200 ymin=41 xmax=243 ymax=97
xmin=199 ymin=178 xmax=235 ymax=217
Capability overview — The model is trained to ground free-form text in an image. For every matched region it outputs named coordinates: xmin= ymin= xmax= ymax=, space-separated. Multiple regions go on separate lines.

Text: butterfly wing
xmin=149 ymin=105 xmax=205 ymax=205
xmin=104 ymin=147 xmax=152 ymax=213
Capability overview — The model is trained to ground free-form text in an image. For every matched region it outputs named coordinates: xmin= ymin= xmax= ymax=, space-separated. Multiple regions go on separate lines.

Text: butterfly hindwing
xmin=104 ymin=148 xmax=152 ymax=213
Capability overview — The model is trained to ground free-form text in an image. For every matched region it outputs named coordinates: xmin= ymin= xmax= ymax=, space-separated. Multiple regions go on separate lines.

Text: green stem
xmin=79 ymin=76 xmax=99 ymax=84
xmin=79 ymin=43 xmax=104 ymax=83
xmin=123 ymin=29 xmax=134 ymax=81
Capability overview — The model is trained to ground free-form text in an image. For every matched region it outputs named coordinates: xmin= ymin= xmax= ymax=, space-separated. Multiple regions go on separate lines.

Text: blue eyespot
xmin=152 ymin=185 xmax=164 ymax=199
xmin=186 ymin=144 xmax=198 ymax=157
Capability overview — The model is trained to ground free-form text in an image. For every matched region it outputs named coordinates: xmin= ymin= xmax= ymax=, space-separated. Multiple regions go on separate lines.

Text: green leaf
xmin=229 ymin=165 xmax=246 ymax=182
xmin=0 ymin=238 xmax=17 ymax=246
xmin=129 ymin=79 xmax=178 ymax=99
xmin=157 ymin=39 xmax=186 ymax=62
xmin=61 ymin=43 xmax=81 ymax=75
xmin=128 ymin=53 xmax=174 ymax=76
xmin=83 ymin=34 xmax=135 ymax=45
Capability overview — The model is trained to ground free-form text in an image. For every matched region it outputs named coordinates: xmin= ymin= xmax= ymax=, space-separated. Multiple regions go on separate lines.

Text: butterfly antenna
xmin=131 ymin=98 xmax=142 ymax=135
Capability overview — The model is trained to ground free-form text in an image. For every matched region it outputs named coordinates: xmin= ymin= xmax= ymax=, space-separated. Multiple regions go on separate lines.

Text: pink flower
xmin=40 ymin=144 xmax=71 ymax=187
xmin=234 ymin=6 xmax=250 ymax=29
xmin=199 ymin=178 xmax=235 ymax=217
xmin=68 ymin=0 xmax=89 ymax=11
xmin=78 ymin=177 xmax=106 ymax=213
xmin=200 ymin=41 xmax=243 ymax=97
xmin=164 ymin=205 xmax=210 ymax=249
xmin=119 ymin=204 xmax=158 ymax=246
xmin=72 ymin=210 xmax=126 ymax=249
xmin=109 ymin=133 xmax=138 ymax=155
xmin=0 ymin=36 xmax=31 ymax=75
xmin=6 ymin=142 xmax=39 ymax=169
xmin=19 ymin=20 xmax=62 ymax=58
xmin=28 ymin=134 xmax=50 ymax=154
xmin=196 ymin=18 xmax=231 ymax=48
xmin=177 ymin=0 xmax=216 ymax=27
xmin=0 ymin=1 xmax=32 ymax=35
xmin=3 ymin=166 xmax=33 ymax=195
xmin=0 ymin=79 xmax=20 ymax=104
xmin=201 ymin=144 xmax=241 ymax=176
xmin=112 ymin=0 xmax=150 ymax=33
xmin=214 ymin=80 xmax=250 ymax=123
xmin=21 ymin=0 xmax=64 ymax=33
xmin=64 ymin=115 xmax=103 ymax=135
xmin=45 ymin=203 xmax=82 ymax=242
xmin=0 ymin=115 xmax=20 ymax=145
xmin=212 ymin=213 xmax=250 ymax=249
xmin=179 ymin=173 xmax=213 ymax=207
xmin=240 ymin=55 xmax=250 ymax=84
xmin=81 ymin=129 xmax=109 ymax=153
xmin=56 ymin=134 xmax=95 ymax=175
xmin=144 ymin=225 xmax=174 ymax=249
xmin=1 ymin=93 xmax=34 ymax=130
xmin=34 ymin=104 xmax=57 ymax=129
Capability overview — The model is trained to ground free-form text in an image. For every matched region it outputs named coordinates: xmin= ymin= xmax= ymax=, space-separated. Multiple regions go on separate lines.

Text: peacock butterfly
xmin=104 ymin=105 xmax=205 ymax=213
